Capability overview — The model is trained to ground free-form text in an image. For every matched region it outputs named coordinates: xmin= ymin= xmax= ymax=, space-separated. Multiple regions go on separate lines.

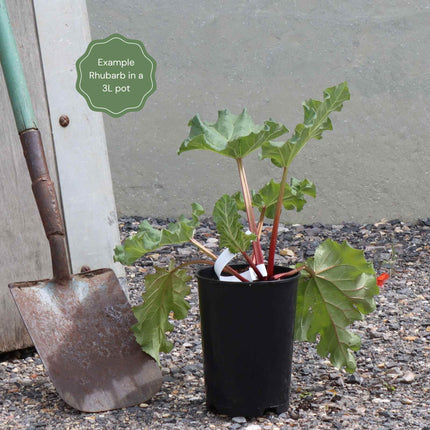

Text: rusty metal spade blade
xmin=0 ymin=0 xmax=161 ymax=412
xmin=9 ymin=268 xmax=162 ymax=412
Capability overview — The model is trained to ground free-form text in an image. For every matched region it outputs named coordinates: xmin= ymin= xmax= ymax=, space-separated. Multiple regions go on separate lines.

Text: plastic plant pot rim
xmin=196 ymin=264 xmax=300 ymax=285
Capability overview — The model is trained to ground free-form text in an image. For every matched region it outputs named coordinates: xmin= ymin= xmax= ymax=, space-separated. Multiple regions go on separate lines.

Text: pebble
xmin=346 ymin=374 xmax=364 ymax=385
xmin=1 ymin=218 xmax=429 ymax=429
xmin=399 ymin=371 xmax=416 ymax=383
xmin=232 ymin=416 xmax=247 ymax=424
xmin=372 ymin=398 xmax=390 ymax=404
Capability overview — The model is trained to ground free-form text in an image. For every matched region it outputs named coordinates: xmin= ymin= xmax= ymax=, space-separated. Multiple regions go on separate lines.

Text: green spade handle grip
xmin=0 ymin=0 xmax=37 ymax=132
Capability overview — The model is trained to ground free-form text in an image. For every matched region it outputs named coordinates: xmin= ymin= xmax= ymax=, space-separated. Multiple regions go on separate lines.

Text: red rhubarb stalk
xmin=267 ymin=166 xmax=288 ymax=278
xmin=240 ymin=251 xmax=263 ymax=279
xmin=273 ymin=265 xmax=305 ymax=280
xmin=256 ymin=206 xmax=266 ymax=240
xmin=236 ymin=158 xmax=265 ymax=275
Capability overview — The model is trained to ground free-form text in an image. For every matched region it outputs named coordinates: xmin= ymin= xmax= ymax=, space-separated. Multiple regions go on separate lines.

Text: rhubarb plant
xmin=115 ymin=82 xmax=379 ymax=372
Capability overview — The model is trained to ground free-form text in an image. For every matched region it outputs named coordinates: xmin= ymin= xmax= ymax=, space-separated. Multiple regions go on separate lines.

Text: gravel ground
xmin=1 ymin=218 xmax=430 ymax=429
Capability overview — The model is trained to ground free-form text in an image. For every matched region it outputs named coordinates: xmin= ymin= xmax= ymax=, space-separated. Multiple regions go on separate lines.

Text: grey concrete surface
xmin=86 ymin=0 xmax=430 ymax=224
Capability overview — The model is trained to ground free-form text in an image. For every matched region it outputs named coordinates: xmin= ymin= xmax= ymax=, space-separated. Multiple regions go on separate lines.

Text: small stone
xmin=232 ymin=416 xmax=247 ymax=424
xmin=280 ymin=248 xmax=295 ymax=257
xmin=139 ymin=403 xmax=149 ymax=408
xmin=178 ymin=247 xmax=193 ymax=256
xmin=256 ymin=417 xmax=266 ymax=423
xmin=346 ymin=374 xmax=364 ymax=385
xmin=245 ymin=425 xmax=262 ymax=430
xmin=205 ymin=240 xmax=218 ymax=249
xmin=335 ymin=377 xmax=344 ymax=387
xmin=367 ymin=329 xmax=381 ymax=339
xmin=332 ymin=224 xmax=344 ymax=231
xmin=399 ymin=371 xmax=415 ymax=383
xmin=419 ymin=218 xmax=430 ymax=226
xmin=379 ymin=410 xmax=394 ymax=418
xmin=386 ymin=367 xmax=402 ymax=377
xmin=169 ymin=365 xmax=180 ymax=375
xmin=289 ymin=410 xmax=299 ymax=420
xmin=374 ymin=219 xmax=389 ymax=227
xmin=354 ymin=406 xmax=366 ymax=414
xmin=188 ymin=396 xmax=203 ymax=402
xmin=320 ymin=414 xmax=333 ymax=421
xmin=372 ymin=398 xmax=390 ymax=404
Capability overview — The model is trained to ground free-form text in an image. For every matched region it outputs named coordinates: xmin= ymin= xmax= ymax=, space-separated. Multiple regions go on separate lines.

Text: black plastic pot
xmin=196 ymin=265 xmax=299 ymax=417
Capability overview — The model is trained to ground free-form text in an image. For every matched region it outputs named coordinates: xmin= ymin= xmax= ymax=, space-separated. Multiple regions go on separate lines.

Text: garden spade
xmin=0 ymin=0 xmax=161 ymax=412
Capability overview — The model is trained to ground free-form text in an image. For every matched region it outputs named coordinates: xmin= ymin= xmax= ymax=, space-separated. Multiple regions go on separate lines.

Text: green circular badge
xmin=76 ymin=33 xmax=156 ymax=117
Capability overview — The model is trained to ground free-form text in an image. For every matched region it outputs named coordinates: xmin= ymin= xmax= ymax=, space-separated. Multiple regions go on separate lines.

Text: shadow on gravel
xmin=0 ymin=347 xmax=36 ymax=363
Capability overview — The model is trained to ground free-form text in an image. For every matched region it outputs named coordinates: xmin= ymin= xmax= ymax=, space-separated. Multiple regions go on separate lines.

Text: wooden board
xmin=33 ymin=0 xmax=125 ymax=279
xmin=0 ymin=0 xmax=57 ymax=352
xmin=1 ymin=0 xmax=125 ymax=352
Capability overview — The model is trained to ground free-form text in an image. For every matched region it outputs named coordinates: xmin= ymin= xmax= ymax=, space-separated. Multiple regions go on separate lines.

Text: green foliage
xmin=212 ymin=194 xmax=256 ymax=253
xmin=253 ymin=178 xmax=316 ymax=218
xmin=114 ymin=203 xmax=203 ymax=265
xmin=116 ymin=82 xmax=379 ymax=372
xmin=232 ymin=178 xmax=315 ymax=219
xmin=131 ymin=260 xmax=192 ymax=365
xmin=232 ymin=178 xmax=315 ymax=218
xmin=295 ymin=239 xmax=379 ymax=373
xmin=261 ymin=82 xmax=350 ymax=168
xmin=178 ymin=109 xmax=288 ymax=159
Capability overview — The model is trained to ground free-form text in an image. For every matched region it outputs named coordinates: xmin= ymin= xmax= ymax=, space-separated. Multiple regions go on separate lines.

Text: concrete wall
xmin=87 ymin=0 xmax=430 ymax=224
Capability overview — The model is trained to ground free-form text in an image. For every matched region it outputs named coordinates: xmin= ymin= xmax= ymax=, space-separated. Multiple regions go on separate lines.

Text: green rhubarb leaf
xmin=113 ymin=203 xmax=204 ymax=265
xmin=231 ymin=191 xmax=246 ymax=212
xmin=178 ymin=109 xmax=288 ymax=159
xmin=213 ymin=194 xmax=256 ymax=253
xmin=231 ymin=189 xmax=259 ymax=212
xmin=131 ymin=260 xmax=192 ymax=365
xmin=295 ymin=239 xmax=379 ymax=373
xmin=253 ymin=177 xmax=316 ymax=218
xmin=289 ymin=177 xmax=316 ymax=201
xmin=261 ymin=82 xmax=350 ymax=168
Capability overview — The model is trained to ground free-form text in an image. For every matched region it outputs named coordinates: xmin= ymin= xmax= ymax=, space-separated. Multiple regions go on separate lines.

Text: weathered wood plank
xmin=0 ymin=0 xmax=58 ymax=352
xmin=33 ymin=0 xmax=125 ymax=279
